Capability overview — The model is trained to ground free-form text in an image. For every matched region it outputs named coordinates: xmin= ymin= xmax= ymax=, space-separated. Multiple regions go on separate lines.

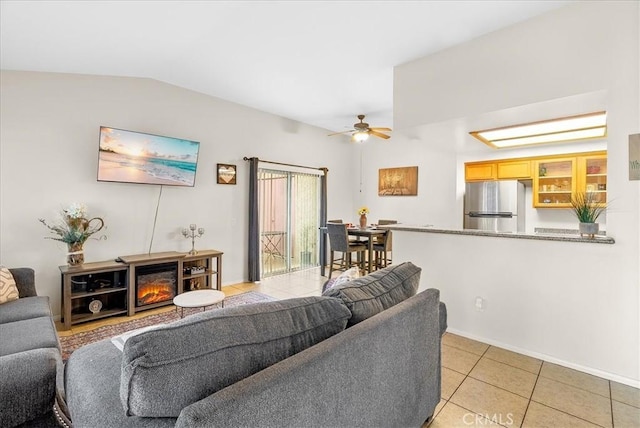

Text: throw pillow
xmin=322 ymin=266 xmax=361 ymax=292
xmin=322 ymin=261 xmax=421 ymax=327
xmin=110 ymin=324 xmax=167 ymax=351
xmin=120 ymin=295 xmax=351 ymax=417
xmin=0 ymin=267 xmax=19 ymax=304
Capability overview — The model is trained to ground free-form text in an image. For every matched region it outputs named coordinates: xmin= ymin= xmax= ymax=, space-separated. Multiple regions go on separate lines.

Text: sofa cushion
xmin=323 ymin=261 xmax=421 ymax=326
xmin=66 ymin=340 xmax=177 ymax=428
xmin=120 ymin=296 xmax=351 ymax=417
xmin=8 ymin=267 xmax=37 ymax=298
xmin=0 ymin=296 xmax=52 ymax=324
xmin=0 ymin=348 xmax=59 ymax=427
xmin=0 ymin=316 xmax=60 ymax=356
xmin=0 ymin=267 xmax=19 ymax=304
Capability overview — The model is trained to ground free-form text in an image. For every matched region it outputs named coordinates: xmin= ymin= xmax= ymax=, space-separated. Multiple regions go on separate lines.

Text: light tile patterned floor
xmin=253 ymin=268 xmax=640 ymax=428
xmin=59 ymin=267 xmax=640 ymax=427
xmin=435 ymin=332 xmax=640 ymax=428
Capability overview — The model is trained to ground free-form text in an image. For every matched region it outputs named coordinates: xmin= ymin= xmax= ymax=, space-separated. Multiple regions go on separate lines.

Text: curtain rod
xmin=243 ymin=157 xmax=327 ymax=172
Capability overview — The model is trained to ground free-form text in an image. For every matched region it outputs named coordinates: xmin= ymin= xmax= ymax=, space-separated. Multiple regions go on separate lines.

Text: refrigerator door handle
xmin=469 ymin=211 xmax=514 ymax=218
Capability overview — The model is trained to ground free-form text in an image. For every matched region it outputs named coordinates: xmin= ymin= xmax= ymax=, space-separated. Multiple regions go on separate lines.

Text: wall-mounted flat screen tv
xmin=97 ymin=126 xmax=200 ymax=187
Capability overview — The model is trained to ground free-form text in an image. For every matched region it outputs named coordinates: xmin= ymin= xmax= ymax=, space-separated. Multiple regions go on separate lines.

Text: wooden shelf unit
xmin=182 ymin=249 xmax=223 ymax=292
xmin=60 ymin=260 xmax=129 ymax=331
xmin=60 ymin=249 xmax=223 ymax=330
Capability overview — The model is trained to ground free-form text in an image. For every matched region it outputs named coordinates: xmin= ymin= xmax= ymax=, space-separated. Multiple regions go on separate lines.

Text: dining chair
xmin=326 ymin=223 xmax=366 ymax=279
xmin=373 ymin=230 xmax=393 ymax=269
xmin=327 ymin=219 xmax=363 ymax=243
xmin=373 ymin=219 xmax=397 ymax=248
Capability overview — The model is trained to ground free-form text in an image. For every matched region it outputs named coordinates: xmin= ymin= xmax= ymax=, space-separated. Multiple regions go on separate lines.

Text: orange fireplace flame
xmin=137 ymin=282 xmax=175 ymax=305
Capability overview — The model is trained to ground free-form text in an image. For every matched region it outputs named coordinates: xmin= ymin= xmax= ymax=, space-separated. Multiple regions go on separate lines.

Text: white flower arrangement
xmin=64 ymin=203 xmax=87 ymax=219
xmin=39 ymin=203 xmax=105 ymax=245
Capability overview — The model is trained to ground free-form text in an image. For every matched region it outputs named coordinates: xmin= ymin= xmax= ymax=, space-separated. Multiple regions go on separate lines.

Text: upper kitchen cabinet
xmin=532 ymin=151 xmax=607 ymax=208
xmin=465 ymin=162 xmax=496 ymax=181
xmin=465 ymin=159 xmax=532 ymax=181
xmin=578 ymin=153 xmax=607 ymax=204
xmin=496 ymin=160 xmax=531 ymax=179
xmin=533 ymin=157 xmax=576 ymax=207
xmin=465 ymin=151 xmax=607 ymax=209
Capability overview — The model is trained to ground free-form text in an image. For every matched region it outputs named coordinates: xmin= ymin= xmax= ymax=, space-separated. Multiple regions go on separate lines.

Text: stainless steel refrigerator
xmin=464 ymin=181 xmax=525 ymax=232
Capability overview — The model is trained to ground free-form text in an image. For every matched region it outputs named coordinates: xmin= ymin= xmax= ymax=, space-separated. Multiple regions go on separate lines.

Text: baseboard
xmin=446 ymin=327 xmax=640 ymax=389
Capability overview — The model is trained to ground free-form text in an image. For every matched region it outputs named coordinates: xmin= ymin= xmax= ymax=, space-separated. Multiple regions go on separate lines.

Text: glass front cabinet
xmin=579 ymin=155 xmax=607 ymax=204
xmin=533 ymin=152 xmax=607 ymax=208
xmin=534 ymin=157 xmax=576 ymax=207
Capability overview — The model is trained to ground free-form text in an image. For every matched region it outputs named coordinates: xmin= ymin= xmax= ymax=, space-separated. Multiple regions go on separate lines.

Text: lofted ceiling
xmin=0 ymin=1 xmax=570 ymax=134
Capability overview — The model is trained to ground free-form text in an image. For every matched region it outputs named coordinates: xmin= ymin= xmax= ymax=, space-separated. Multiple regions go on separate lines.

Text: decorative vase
xmin=579 ymin=222 xmax=599 ymax=239
xmin=359 ymin=214 xmax=367 ymax=229
xmin=66 ymin=216 xmax=85 ymax=231
xmin=67 ymin=242 xmax=85 ymax=266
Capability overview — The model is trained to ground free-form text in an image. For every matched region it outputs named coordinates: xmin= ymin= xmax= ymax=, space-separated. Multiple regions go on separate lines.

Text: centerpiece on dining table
xmin=358 ymin=206 xmax=369 ymax=229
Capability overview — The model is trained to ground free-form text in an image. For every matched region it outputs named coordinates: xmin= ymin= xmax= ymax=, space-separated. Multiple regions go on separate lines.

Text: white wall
xmin=394 ymin=230 xmax=637 ymax=386
xmin=0 ymin=71 xmax=356 ymax=317
xmin=354 ymin=129 xmax=459 ymax=229
xmin=385 ymin=1 xmax=639 ymax=384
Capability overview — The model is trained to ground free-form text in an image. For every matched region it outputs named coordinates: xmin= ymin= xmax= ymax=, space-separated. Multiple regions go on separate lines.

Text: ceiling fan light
xmin=353 ymin=131 xmax=369 ymax=142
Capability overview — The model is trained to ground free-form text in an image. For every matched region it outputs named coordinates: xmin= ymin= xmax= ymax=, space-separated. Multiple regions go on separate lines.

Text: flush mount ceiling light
xmin=469 ymin=111 xmax=607 ymax=149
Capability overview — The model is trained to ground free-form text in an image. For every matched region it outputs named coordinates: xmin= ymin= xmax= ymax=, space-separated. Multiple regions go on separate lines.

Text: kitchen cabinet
xmin=465 ymin=159 xmax=531 ymax=181
xmin=465 ymin=162 xmax=496 ymax=181
xmin=533 ymin=157 xmax=576 ymax=207
xmin=465 ymin=151 xmax=606 ymax=209
xmin=497 ymin=160 xmax=531 ymax=179
xmin=532 ymin=151 xmax=607 ymax=208
xmin=579 ymin=154 xmax=607 ymax=204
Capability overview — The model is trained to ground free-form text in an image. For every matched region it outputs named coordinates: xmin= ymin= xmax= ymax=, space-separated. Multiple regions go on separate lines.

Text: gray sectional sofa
xmin=0 ymin=268 xmax=63 ymax=428
xmin=65 ymin=262 xmax=447 ymax=428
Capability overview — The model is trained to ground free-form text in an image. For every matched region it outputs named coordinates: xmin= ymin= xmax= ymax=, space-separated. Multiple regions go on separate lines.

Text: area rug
xmin=59 ymin=291 xmax=275 ymax=361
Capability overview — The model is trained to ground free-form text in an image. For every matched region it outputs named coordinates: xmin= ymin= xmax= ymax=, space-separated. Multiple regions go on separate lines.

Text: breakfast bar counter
xmin=381 ymin=224 xmax=615 ymax=244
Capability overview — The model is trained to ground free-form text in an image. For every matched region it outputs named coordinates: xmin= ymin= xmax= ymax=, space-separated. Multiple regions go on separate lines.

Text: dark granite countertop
xmin=380 ymin=224 xmax=615 ymax=244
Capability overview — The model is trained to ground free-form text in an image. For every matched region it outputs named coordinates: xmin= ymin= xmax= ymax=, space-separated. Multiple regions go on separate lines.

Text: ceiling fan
xmin=328 ymin=114 xmax=392 ymax=142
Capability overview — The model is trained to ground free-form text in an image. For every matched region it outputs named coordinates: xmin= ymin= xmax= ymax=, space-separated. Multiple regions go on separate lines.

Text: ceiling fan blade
xmin=370 ymin=127 xmax=392 ymax=132
xmin=327 ymin=129 xmax=355 ymax=136
xmin=369 ymin=130 xmax=391 ymax=140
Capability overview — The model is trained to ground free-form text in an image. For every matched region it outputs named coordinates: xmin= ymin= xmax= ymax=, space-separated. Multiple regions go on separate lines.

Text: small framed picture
xmin=217 ymin=164 xmax=237 ymax=185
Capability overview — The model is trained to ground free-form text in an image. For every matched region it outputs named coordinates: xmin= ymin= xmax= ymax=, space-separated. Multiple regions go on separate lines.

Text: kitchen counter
xmin=381 ymin=224 xmax=615 ymax=244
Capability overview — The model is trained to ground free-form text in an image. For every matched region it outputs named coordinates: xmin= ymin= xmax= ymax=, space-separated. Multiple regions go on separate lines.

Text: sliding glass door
xmin=258 ymin=168 xmax=320 ymax=277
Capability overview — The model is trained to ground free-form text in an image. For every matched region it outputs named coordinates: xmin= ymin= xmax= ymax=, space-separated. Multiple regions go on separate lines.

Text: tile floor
xmin=59 ymin=267 xmax=640 ymax=427
xmin=251 ymin=268 xmax=640 ymax=428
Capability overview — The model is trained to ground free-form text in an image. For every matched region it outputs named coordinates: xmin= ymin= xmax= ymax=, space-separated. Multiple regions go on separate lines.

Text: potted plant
xmin=570 ymin=192 xmax=607 ymax=238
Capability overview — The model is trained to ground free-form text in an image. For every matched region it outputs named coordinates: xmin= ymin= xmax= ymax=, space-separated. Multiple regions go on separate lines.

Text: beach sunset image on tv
xmin=97 ymin=127 xmax=200 ymax=187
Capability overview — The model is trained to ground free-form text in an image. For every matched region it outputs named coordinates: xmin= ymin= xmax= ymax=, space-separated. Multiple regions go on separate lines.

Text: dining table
xmin=320 ymin=226 xmax=387 ymax=276
xmin=347 ymin=227 xmax=388 ymax=274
